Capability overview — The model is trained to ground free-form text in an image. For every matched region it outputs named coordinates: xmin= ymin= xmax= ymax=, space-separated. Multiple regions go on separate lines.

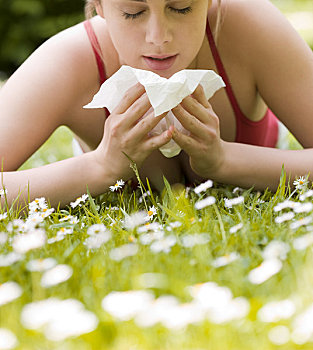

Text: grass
xmin=1 ymin=130 xmax=313 ymax=349
xmin=1 ymin=2 xmax=313 ymax=348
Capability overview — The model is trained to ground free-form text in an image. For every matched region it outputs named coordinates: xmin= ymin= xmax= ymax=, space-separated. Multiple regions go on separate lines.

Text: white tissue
xmin=84 ymin=65 xmax=225 ymax=157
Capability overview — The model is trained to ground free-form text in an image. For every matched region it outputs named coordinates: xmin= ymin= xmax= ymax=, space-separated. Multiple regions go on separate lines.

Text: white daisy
xmin=59 ymin=215 xmax=79 ymax=225
xmin=224 ymin=196 xmax=244 ymax=209
xmin=57 ymin=227 xmax=73 ymax=237
xmin=195 ymin=196 xmax=216 ymax=210
xmin=109 ymin=244 xmax=139 ymax=261
xmin=293 ymin=176 xmax=309 ymax=191
xmin=40 ymin=264 xmax=73 ymax=288
xmin=28 ymin=197 xmax=48 ymax=213
xmin=0 ymin=328 xmax=18 ymax=350
xmin=109 ymin=179 xmax=125 ymax=192
xmin=26 ymin=258 xmax=57 ymax=272
xmin=139 ymin=230 xmax=165 ymax=245
xmin=0 ymin=252 xmax=23 ymax=267
xmin=257 ymin=299 xmax=296 ymax=323
xmin=137 ymin=222 xmax=162 ymax=233
xmin=0 ymin=282 xmax=23 ymax=306
xmin=145 ymin=206 xmax=157 ymax=221
xmin=299 ymin=189 xmax=313 ymax=201
xmin=268 ymin=325 xmax=290 ymax=346
xmin=84 ymin=231 xmax=111 ymax=249
xmin=6 ymin=219 xmax=25 ymax=233
xmin=21 ymin=298 xmax=98 ymax=342
xmin=0 ymin=213 xmax=8 ymax=221
xmin=0 ymin=188 xmax=8 ymax=198
xmin=275 ymin=212 xmax=295 ymax=224
xmin=248 ymin=258 xmax=282 ymax=285
xmin=87 ymin=223 xmax=107 ymax=235
xmin=102 ymin=290 xmax=154 ymax=321
xmin=293 ymin=232 xmax=313 ymax=250
xmin=139 ymin=191 xmax=151 ymax=203
xmin=262 ymin=241 xmax=290 ymax=261
xmin=150 ymin=235 xmax=177 ymax=253
xmin=229 ymin=223 xmax=243 ymax=234
xmin=181 ymin=233 xmax=210 ymax=248
xmin=194 ymin=179 xmax=213 ymax=194
xmin=293 ymin=202 xmax=313 ymax=213
xmin=274 ymin=200 xmax=297 ymax=212
xmin=290 ymin=216 xmax=312 ymax=229
xmin=212 ymin=252 xmax=240 ymax=268
xmin=12 ymin=229 xmax=46 ymax=254
xmin=291 ymin=304 xmax=313 ymax=345
xmin=70 ymin=194 xmax=89 ymax=208
xmin=123 ymin=211 xmax=147 ymax=230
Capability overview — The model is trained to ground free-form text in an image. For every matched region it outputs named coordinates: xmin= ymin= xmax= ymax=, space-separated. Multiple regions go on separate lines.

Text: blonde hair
xmin=85 ymin=0 xmax=100 ymax=19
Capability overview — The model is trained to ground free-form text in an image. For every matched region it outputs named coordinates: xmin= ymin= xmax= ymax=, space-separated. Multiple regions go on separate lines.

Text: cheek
xmin=109 ymin=21 xmax=141 ymax=49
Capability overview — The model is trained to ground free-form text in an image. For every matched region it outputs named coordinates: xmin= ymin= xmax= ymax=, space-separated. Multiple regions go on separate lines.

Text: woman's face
xmin=98 ymin=0 xmax=210 ymax=77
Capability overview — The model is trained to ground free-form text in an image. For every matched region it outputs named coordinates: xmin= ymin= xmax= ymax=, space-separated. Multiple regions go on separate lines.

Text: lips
xmin=143 ymin=54 xmax=178 ymax=71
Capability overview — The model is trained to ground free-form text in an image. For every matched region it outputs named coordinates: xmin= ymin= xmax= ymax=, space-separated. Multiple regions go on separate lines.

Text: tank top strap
xmin=205 ymin=18 xmax=243 ymax=120
xmin=83 ymin=20 xmax=107 ymax=85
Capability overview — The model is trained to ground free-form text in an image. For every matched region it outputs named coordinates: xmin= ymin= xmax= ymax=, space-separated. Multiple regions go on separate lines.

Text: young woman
xmin=0 ymin=0 xmax=313 ymax=208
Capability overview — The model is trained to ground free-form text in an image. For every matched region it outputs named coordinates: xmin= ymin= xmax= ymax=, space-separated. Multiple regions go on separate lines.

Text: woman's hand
xmin=170 ymin=84 xmax=225 ymax=178
xmin=94 ymin=83 xmax=172 ymax=181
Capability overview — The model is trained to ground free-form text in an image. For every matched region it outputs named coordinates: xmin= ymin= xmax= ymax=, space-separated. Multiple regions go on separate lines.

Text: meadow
xmin=1 ymin=2 xmax=313 ymax=349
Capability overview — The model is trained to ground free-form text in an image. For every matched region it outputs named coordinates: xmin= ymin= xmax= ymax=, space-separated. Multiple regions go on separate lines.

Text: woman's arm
xmin=171 ymin=0 xmax=313 ymax=191
xmin=0 ymin=23 xmax=171 ymax=209
xmin=219 ymin=0 xmax=313 ymax=190
xmin=0 ymin=24 xmax=110 ymax=208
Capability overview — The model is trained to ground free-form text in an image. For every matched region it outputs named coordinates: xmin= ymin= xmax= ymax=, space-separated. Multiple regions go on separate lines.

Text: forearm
xmin=0 ymin=151 xmax=116 ymax=209
xmin=213 ymin=141 xmax=312 ymax=191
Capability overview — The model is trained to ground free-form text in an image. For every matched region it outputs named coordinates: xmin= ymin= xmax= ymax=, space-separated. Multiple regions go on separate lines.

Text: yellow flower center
xmin=148 ymin=211 xmax=154 ymax=216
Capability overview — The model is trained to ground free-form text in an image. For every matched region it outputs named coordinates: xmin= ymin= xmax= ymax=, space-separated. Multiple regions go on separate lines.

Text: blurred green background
xmin=0 ymin=0 xmax=312 ymax=79
xmin=0 ymin=0 xmax=85 ymax=78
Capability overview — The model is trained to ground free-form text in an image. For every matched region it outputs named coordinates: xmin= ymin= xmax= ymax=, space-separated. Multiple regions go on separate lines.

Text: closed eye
xmin=122 ymin=6 xmax=192 ymax=20
xmin=122 ymin=10 xmax=145 ymax=19
xmin=170 ymin=6 xmax=192 ymax=14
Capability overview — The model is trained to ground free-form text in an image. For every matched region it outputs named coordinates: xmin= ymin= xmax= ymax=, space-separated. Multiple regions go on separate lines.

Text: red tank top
xmin=84 ymin=19 xmax=279 ymax=147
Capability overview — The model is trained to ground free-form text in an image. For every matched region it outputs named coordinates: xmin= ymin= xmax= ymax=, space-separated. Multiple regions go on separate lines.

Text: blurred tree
xmin=0 ymin=0 xmax=84 ymax=77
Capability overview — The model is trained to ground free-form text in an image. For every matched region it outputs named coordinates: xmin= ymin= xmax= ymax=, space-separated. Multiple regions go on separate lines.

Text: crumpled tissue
xmin=84 ymin=65 xmax=225 ymax=157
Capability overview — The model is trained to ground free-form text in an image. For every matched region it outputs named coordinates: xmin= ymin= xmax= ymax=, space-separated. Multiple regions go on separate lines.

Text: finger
xmin=191 ymin=84 xmax=211 ymax=108
xmin=125 ymin=92 xmax=153 ymax=126
xmin=113 ymin=82 xmax=146 ymax=114
xmin=171 ymin=104 xmax=208 ymax=139
xmin=143 ymin=129 xmax=173 ymax=152
xmin=170 ymin=126 xmax=200 ymax=155
xmin=131 ymin=111 xmax=168 ymax=139
xmin=180 ymin=95 xmax=211 ymax=124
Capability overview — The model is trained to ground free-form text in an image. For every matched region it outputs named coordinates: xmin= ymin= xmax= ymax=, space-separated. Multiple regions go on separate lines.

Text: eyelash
xmin=122 ymin=6 xmax=192 ymax=20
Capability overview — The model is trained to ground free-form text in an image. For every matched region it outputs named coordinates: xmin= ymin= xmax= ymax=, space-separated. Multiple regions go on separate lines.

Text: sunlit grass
xmin=2 ymin=162 xmax=313 ymax=349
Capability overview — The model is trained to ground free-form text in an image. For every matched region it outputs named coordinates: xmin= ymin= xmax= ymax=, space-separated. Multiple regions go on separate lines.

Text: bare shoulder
xmin=212 ymin=0 xmax=300 ymax=60
xmin=0 ymin=20 xmax=105 ymax=170
xmin=0 ymin=21 xmax=101 ymax=121
xmin=215 ymin=0 xmax=313 ymax=147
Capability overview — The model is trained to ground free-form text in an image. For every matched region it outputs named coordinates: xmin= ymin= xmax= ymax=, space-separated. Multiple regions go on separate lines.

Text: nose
xmin=145 ymin=14 xmax=172 ymax=46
